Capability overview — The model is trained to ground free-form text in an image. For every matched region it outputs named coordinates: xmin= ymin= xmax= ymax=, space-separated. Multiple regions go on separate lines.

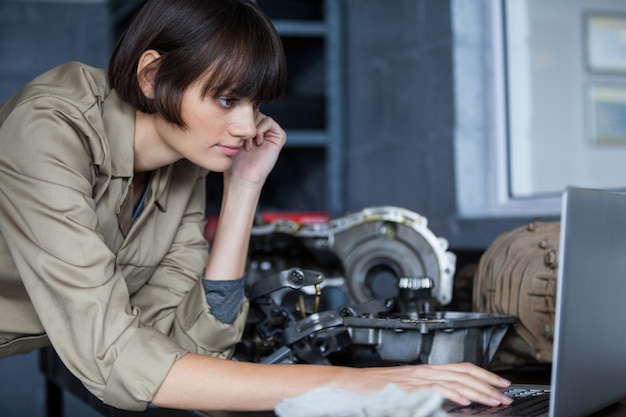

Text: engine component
xmin=345 ymin=310 xmax=515 ymax=366
xmin=473 ymin=221 xmax=560 ymax=365
xmin=248 ymin=206 xmax=456 ymax=307
xmin=236 ymin=207 xmax=517 ymax=368
xmin=240 ymin=267 xmax=515 ymax=367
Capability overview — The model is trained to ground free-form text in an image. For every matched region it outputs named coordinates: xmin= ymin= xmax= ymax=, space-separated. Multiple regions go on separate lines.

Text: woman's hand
xmin=353 ymin=362 xmax=513 ymax=407
xmin=225 ymin=111 xmax=286 ymax=188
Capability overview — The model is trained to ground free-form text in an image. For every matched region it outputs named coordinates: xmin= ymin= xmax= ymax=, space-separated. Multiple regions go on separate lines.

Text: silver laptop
xmin=446 ymin=187 xmax=626 ymax=417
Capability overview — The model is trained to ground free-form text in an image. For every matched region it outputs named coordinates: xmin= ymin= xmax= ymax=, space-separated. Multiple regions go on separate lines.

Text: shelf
xmin=284 ymin=130 xmax=329 ymax=147
xmin=272 ymin=20 xmax=327 ymax=37
xmin=262 ymin=95 xmax=325 ymax=130
xmin=255 ymin=0 xmax=324 ymax=21
xmin=257 ymin=0 xmax=344 ymax=215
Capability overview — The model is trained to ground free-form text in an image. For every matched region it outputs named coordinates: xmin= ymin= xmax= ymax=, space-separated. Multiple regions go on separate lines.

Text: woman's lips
xmin=216 ymin=144 xmax=242 ymax=157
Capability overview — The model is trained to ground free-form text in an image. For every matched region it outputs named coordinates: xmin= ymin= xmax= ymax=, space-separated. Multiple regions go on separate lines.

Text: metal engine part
xmin=239 ymin=267 xmax=515 ymax=367
xmin=473 ymin=221 xmax=560 ymax=365
xmin=247 ymin=206 xmax=457 ymax=307
xmin=237 ymin=268 xmax=515 ymax=366
xmin=236 ymin=207 xmax=517 ymax=368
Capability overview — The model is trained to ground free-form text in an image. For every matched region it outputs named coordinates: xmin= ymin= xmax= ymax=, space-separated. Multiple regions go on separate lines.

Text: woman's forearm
xmin=204 ymin=178 xmax=261 ymax=281
xmin=151 ymin=353 xmax=513 ymax=412
xmin=151 ymin=353 xmax=349 ymax=411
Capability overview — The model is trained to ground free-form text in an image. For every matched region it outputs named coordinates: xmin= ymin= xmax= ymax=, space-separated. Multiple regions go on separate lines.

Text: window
xmin=454 ymin=0 xmax=626 ymax=217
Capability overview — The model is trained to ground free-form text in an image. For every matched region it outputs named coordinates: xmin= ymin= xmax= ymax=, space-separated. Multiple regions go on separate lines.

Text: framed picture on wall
xmin=586 ymin=13 xmax=626 ymax=74
xmin=588 ymin=83 xmax=626 ymax=144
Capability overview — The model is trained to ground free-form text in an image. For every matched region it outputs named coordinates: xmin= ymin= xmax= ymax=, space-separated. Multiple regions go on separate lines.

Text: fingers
xmin=252 ymin=113 xmax=286 ymax=149
xmin=425 ymin=383 xmax=472 ymax=406
xmin=428 ymin=381 xmax=512 ymax=408
xmin=412 ymin=363 xmax=513 ymax=407
xmin=228 ymin=113 xmax=285 ymax=185
xmin=434 ymin=362 xmax=511 ymax=388
xmin=449 ymin=380 xmax=513 ymax=407
xmin=239 ymin=113 xmax=279 ymax=152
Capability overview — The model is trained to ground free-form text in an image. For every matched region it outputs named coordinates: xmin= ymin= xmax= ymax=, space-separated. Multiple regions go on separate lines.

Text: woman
xmin=0 ymin=0 xmax=513 ymax=412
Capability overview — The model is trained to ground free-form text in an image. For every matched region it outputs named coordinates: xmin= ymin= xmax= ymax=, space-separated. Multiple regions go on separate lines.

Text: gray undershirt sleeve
xmin=201 ymin=276 xmax=246 ymax=324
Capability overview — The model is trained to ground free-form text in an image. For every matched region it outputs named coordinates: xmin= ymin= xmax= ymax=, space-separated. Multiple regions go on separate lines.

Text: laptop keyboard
xmin=446 ymin=387 xmax=551 ymax=416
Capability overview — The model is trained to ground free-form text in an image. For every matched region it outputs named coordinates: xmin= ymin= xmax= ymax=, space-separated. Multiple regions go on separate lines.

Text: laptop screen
xmin=550 ymin=187 xmax=626 ymax=417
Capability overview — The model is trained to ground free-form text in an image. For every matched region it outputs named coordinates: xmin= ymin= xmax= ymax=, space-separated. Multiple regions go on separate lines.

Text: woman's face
xmin=154 ymin=77 xmax=259 ymax=172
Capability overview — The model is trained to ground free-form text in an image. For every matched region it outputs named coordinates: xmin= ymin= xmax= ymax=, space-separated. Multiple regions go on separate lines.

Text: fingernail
xmin=501 ymin=395 xmax=513 ymax=405
xmin=499 ymin=377 xmax=511 ymax=386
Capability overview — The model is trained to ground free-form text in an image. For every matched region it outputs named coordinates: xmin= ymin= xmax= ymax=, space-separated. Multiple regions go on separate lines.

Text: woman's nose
xmin=231 ymin=105 xmax=258 ymax=139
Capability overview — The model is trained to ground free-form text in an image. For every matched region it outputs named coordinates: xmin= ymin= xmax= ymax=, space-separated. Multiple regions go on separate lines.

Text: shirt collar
xmin=102 ymin=89 xmax=135 ymax=178
xmin=102 ymin=89 xmax=173 ymax=212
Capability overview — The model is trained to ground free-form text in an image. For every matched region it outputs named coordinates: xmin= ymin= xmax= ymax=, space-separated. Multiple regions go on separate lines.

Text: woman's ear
xmin=137 ymin=50 xmax=161 ymax=99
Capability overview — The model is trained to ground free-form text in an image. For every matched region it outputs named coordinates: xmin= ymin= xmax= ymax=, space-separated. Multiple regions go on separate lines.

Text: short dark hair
xmin=108 ymin=0 xmax=287 ymax=127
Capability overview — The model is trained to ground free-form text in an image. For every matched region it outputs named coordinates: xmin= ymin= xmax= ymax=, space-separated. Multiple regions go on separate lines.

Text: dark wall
xmin=342 ymin=0 xmax=535 ymax=251
xmin=344 ymin=0 xmax=456 ymax=217
xmin=0 ymin=1 xmax=112 ymax=102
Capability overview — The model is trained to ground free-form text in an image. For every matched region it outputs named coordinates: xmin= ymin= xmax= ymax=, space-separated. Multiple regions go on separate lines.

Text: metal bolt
xmin=340 ymin=307 xmax=353 ymax=317
xmin=378 ymin=223 xmax=395 ymax=238
xmin=544 ymin=250 xmax=558 ymax=268
xmin=290 ymin=269 xmax=304 ymax=283
xmin=543 ymin=324 xmax=554 ymax=339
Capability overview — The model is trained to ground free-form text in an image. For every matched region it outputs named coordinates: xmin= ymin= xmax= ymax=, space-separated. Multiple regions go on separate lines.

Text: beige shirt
xmin=0 ymin=62 xmax=248 ymax=411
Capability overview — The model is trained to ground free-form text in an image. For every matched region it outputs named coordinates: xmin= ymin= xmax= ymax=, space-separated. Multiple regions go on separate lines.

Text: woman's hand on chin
xmin=226 ymin=113 xmax=286 ymax=188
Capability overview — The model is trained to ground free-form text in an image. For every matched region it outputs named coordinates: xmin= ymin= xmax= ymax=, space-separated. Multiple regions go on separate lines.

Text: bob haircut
xmin=108 ymin=0 xmax=287 ymax=127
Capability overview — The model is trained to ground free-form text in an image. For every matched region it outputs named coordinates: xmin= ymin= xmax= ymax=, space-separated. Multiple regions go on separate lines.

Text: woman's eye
xmin=218 ymin=97 xmax=235 ymax=108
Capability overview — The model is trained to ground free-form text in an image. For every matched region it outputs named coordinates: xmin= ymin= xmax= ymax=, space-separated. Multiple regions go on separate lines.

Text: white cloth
xmin=274 ymin=384 xmax=449 ymax=417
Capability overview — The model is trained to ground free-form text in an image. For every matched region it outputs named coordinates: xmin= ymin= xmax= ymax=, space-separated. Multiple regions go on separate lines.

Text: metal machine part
xmin=239 ymin=267 xmax=516 ymax=367
xmin=236 ymin=207 xmax=517 ymax=368
xmin=344 ymin=311 xmax=515 ymax=366
xmin=473 ymin=221 xmax=560 ymax=365
xmin=247 ymin=206 xmax=457 ymax=307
